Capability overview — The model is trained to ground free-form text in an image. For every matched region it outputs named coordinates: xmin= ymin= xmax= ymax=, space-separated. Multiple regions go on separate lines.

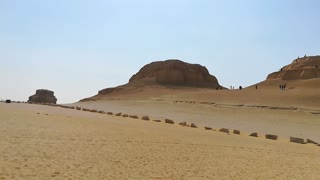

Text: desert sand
xmin=76 ymin=79 xmax=320 ymax=143
xmin=0 ymin=103 xmax=319 ymax=180
xmin=1 ymin=59 xmax=320 ymax=179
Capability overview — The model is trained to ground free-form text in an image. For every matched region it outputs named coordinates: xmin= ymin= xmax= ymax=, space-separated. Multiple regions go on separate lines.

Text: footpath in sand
xmin=0 ymin=103 xmax=319 ymax=180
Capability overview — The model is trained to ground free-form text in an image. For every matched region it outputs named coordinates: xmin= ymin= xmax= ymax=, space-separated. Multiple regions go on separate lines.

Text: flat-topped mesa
xmin=128 ymin=59 xmax=222 ymax=88
xmin=28 ymin=89 xmax=57 ymax=104
xmin=267 ymin=56 xmax=320 ymax=80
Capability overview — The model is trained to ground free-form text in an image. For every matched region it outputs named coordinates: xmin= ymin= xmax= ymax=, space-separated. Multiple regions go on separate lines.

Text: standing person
xmin=255 ymin=85 xmax=258 ymax=89
xmin=284 ymin=83 xmax=286 ymax=90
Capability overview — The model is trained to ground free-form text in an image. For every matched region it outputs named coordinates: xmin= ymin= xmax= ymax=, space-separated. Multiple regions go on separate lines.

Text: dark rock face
xmin=267 ymin=56 xmax=320 ymax=80
xmin=129 ymin=59 xmax=221 ymax=88
xmin=28 ymin=89 xmax=57 ymax=104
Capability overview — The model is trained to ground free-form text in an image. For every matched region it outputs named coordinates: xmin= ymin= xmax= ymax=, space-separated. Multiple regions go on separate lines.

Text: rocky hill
xmin=267 ymin=56 xmax=320 ymax=80
xmin=84 ymin=59 xmax=223 ymax=99
xmin=28 ymin=89 xmax=57 ymax=104
xmin=129 ymin=59 xmax=221 ymax=88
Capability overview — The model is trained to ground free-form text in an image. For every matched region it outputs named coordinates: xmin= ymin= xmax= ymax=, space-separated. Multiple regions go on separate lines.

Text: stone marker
xmin=190 ymin=123 xmax=198 ymax=128
xmin=265 ymin=134 xmax=278 ymax=140
xmin=129 ymin=115 xmax=139 ymax=119
xmin=165 ymin=119 xmax=174 ymax=124
xmin=141 ymin=116 xmax=150 ymax=121
xmin=219 ymin=128 xmax=229 ymax=133
xmin=250 ymin=132 xmax=258 ymax=137
xmin=179 ymin=122 xmax=187 ymax=126
xmin=98 ymin=110 xmax=105 ymax=114
xmin=290 ymin=137 xmax=305 ymax=144
xmin=306 ymin=139 xmax=318 ymax=145
xmin=233 ymin=130 xmax=240 ymax=135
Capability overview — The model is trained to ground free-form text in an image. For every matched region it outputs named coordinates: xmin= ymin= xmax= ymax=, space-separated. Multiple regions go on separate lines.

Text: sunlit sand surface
xmin=0 ymin=103 xmax=319 ymax=179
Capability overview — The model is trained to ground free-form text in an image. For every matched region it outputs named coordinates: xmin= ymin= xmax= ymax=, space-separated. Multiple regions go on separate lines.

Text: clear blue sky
xmin=1 ymin=0 xmax=319 ymax=103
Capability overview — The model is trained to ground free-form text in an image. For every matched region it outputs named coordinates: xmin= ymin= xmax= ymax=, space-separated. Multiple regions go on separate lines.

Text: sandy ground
xmin=75 ymin=80 xmax=320 ymax=143
xmin=0 ymin=103 xmax=319 ymax=180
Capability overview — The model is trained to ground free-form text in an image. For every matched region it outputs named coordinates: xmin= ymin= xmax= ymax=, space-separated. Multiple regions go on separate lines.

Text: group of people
xmin=280 ymin=84 xmax=287 ymax=90
xmin=229 ymin=86 xmax=243 ymax=90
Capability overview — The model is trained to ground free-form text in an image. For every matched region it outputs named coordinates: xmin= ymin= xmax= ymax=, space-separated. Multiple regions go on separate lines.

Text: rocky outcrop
xmin=129 ymin=59 xmax=222 ymax=88
xmin=80 ymin=59 xmax=224 ymax=101
xmin=267 ymin=56 xmax=320 ymax=80
xmin=28 ymin=89 xmax=57 ymax=104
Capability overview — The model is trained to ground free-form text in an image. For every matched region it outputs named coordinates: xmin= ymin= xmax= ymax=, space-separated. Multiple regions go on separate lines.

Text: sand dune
xmin=1 ymin=103 xmax=319 ymax=179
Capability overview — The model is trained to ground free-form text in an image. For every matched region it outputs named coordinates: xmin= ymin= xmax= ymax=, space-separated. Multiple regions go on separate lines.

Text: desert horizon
xmin=1 ymin=1 xmax=320 ymax=179
xmin=1 ymin=57 xmax=320 ymax=179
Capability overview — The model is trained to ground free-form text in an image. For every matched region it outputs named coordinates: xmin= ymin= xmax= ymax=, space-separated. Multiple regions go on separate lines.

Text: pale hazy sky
xmin=1 ymin=0 xmax=319 ymax=103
